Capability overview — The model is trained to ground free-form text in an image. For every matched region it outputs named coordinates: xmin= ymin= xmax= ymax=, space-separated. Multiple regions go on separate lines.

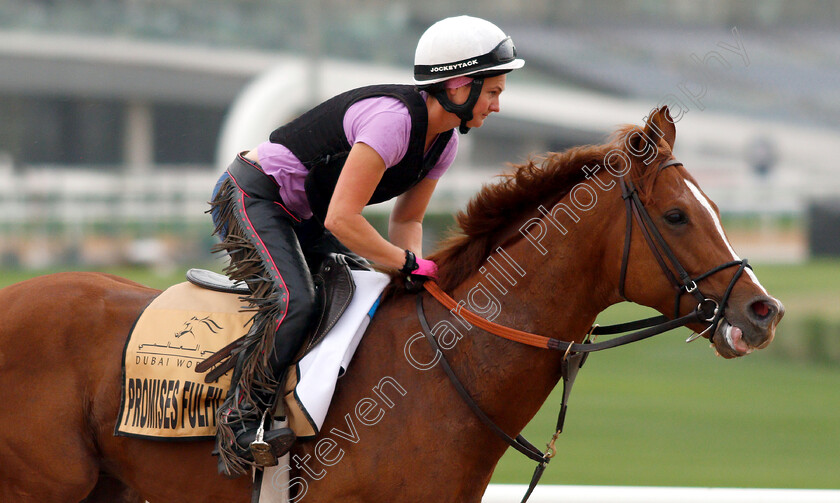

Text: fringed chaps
xmin=209 ymin=176 xmax=291 ymax=476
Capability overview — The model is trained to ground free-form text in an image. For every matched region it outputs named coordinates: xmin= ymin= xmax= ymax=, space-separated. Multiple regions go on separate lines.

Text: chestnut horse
xmin=0 ymin=107 xmax=783 ymax=502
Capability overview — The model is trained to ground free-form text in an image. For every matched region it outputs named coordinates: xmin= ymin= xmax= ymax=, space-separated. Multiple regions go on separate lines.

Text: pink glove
xmin=412 ymin=257 xmax=439 ymax=280
xmin=400 ymin=250 xmax=438 ymax=280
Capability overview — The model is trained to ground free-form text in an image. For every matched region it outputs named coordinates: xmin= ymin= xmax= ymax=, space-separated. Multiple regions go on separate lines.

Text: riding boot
xmin=218 ymin=387 xmax=296 ymax=469
xmin=215 ymin=351 xmax=296 ymax=478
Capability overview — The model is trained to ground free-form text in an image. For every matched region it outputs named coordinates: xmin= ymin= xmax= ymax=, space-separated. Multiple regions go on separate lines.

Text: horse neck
xmin=439 ymin=193 xmax=619 ymax=440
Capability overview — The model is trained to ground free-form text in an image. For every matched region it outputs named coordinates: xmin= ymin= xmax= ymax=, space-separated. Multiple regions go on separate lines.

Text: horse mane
xmin=428 ymin=124 xmax=670 ymax=291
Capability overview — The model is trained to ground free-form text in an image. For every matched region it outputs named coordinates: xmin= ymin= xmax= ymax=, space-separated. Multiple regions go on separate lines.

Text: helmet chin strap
xmin=431 ymin=77 xmax=484 ymax=134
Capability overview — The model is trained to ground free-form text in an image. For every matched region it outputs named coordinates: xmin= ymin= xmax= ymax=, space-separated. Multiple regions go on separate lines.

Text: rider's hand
xmin=400 ymin=251 xmax=438 ymax=292
xmin=411 ymin=257 xmax=439 ymax=280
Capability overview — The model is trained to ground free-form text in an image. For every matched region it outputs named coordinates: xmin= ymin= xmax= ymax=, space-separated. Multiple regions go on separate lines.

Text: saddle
xmin=191 ymin=253 xmax=368 ymax=383
xmin=114 ymin=255 xmax=389 ymax=441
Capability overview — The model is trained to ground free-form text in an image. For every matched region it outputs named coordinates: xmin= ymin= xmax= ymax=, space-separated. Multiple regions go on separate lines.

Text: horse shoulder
xmin=298 ymin=293 xmax=486 ymax=501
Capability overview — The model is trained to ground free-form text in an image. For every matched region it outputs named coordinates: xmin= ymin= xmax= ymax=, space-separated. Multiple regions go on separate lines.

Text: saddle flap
xmin=306 ymin=254 xmax=356 ymax=352
xmin=186 ymin=268 xmax=250 ymax=294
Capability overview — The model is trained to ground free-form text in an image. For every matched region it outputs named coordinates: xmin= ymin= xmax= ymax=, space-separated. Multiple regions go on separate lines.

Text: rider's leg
xmin=210 ymin=165 xmax=316 ymax=477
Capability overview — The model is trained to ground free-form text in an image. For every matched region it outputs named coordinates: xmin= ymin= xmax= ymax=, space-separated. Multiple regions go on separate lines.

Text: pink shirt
xmin=256 ymin=95 xmax=459 ymax=220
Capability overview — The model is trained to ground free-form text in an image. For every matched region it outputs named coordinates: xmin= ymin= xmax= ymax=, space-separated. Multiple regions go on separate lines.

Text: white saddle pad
xmin=288 ymin=269 xmax=390 ymax=434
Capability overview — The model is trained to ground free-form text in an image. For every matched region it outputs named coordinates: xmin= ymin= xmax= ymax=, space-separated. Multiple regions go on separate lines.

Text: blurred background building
xmin=1 ymin=0 xmax=839 ymax=268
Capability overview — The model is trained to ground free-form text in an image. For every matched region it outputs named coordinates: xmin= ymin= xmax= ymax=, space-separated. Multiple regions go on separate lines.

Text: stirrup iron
xmin=249 ymin=410 xmax=278 ymax=467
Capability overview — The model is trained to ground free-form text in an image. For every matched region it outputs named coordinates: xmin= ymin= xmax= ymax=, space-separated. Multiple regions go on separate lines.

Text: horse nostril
xmin=749 ymin=298 xmax=777 ymax=322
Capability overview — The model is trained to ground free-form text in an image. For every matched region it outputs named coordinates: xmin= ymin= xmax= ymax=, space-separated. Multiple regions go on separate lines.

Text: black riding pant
xmin=212 ymin=154 xmax=352 ymax=379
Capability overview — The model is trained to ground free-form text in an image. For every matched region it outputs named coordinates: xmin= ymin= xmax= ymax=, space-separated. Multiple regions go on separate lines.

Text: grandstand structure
xmin=1 ymin=2 xmax=838 ymax=266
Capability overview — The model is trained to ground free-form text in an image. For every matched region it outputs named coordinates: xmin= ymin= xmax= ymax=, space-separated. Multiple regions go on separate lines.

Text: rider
xmin=209 ymin=15 xmax=525 ymax=476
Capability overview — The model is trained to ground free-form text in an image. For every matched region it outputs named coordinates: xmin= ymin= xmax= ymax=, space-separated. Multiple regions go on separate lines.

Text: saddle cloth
xmin=114 ymin=269 xmax=390 ymax=440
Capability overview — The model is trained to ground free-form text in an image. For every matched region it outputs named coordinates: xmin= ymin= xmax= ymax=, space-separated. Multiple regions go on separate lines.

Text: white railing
xmin=0 ymin=165 xmax=219 ymax=226
xmin=2 ymin=158 xmax=834 ymax=229
xmin=481 ymin=484 xmax=840 ymax=502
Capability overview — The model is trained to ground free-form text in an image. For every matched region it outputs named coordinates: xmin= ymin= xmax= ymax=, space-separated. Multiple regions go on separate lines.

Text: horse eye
xmin=664 ymin=209 xmax=688 ymax=225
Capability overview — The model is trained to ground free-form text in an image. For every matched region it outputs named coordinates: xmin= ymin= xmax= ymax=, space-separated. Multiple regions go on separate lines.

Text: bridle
xmin=414 ymin=157 xmax=751 ymax=503
xmin=618 ymin=158 xmax=751 ymax=343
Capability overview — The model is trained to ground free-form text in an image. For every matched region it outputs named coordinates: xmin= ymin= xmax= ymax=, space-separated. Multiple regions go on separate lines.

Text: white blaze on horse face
xmin=683 ymin=179 xmax=769 ymax=295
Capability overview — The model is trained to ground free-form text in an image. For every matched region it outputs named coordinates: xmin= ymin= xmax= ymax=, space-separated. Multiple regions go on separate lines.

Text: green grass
xmin=492 ymin=327 xmax=840 ymax=488
xmin=751 ymin=260 xmax=840 ymax=320
xmin=2 ymin=261 xmax=839 ymax=489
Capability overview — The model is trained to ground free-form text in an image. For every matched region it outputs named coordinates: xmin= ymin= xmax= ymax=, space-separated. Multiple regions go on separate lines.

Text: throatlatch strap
xmin=618 ymin=184 xmax=634 ymax=301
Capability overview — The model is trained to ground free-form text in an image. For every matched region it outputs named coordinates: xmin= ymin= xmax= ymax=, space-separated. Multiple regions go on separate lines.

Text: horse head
xmin=608 ymin=106 xmax=784 ymax=358
xmin=432 ymin=105 xmax=783 ymax=360
xmin=175 ymin=318 xmax=197 ymax=338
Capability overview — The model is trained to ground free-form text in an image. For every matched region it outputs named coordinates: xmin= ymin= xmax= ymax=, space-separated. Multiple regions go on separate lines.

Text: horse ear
xmin=626 ymin=106 xmax=678 ymax=165
xmin=644 ymin=105 xmax=676 ymax=151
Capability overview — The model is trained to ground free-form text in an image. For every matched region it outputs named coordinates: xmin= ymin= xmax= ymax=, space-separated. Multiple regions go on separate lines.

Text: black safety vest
xmin=269 ymin=84 xmax=454 ymax=222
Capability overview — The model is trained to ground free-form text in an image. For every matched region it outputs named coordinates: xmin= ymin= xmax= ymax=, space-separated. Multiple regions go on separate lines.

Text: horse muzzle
xmin=711 ymin=295 xmax=784 ymax=359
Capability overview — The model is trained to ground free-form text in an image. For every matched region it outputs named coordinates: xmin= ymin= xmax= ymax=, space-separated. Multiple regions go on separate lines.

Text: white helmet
xmin=414 ymin=16 xmax=525 ymax=86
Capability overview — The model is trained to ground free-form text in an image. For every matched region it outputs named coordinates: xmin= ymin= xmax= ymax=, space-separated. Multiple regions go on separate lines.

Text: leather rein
xmin=415 ymin=158 xmax=751 ymax=503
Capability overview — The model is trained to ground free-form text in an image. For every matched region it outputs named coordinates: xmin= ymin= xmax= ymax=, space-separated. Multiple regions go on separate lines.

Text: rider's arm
xmin=389 ymin=176 xmax=437 ymax=258
xmin=324 ymin=142 xmax=408 ymax=270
